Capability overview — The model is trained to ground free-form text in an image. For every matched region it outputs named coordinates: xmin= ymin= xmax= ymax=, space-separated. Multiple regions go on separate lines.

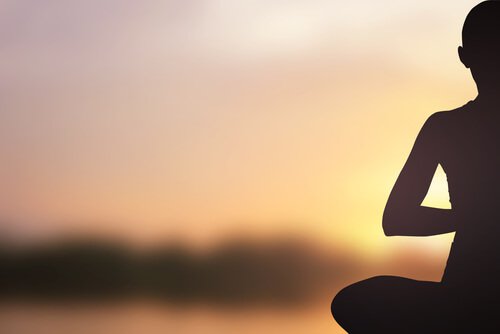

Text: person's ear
xmin=458 ymin=46 xmax=471 ymax=68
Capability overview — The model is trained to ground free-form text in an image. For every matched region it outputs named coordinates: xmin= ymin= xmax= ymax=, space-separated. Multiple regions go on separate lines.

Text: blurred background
xmin=0 ymin=0 xmax=482 ymax=333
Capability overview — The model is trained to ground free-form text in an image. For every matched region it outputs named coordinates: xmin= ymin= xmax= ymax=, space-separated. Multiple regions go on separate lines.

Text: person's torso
xmin=437 ymin=101 xmax=500 ymax=288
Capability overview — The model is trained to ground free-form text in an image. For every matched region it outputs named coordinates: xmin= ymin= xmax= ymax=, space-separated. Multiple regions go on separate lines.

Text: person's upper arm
xmin=399 ymin=113 xmax=441 ymax=190
xmin=383 ymin=113 xmax=443 ymax=230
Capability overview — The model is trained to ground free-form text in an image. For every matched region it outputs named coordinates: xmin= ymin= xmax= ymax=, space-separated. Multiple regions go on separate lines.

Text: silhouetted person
xmin=331 ymin=1 xmax=500 ymax=333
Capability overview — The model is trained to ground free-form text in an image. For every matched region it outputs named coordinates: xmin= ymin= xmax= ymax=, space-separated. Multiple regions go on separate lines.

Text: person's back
xmin=331 ymin=1 xmax=500 ymax=333
xmin=430 ymin=101 xmax=500 ymax=290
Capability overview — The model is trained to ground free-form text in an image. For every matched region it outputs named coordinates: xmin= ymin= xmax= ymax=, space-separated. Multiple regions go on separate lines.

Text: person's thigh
xmin=332 ymin=275 xmax=456 ymax=333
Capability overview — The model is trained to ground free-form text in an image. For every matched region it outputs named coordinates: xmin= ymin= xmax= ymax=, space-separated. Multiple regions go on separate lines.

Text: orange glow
xmin=0 ymin=0 xmax=480 ymax=258
xmin=0 ymin=2 xmax=485 ymax=333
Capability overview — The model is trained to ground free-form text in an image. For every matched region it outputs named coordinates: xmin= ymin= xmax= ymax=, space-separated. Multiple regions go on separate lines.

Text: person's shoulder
xmin=423 ymin=102 xmax=472 ymax=129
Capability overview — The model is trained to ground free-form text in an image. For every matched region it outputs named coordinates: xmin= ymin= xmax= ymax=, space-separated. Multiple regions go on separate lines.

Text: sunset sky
xmin=0 ymin=1 xmax=482 ymax=258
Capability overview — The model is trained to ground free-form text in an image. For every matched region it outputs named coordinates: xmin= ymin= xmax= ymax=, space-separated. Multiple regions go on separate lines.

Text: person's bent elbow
xmin=382 ymin=214 xmax=397 ymax=236
xmin=382 ymin=205 xmax=403 ymax=236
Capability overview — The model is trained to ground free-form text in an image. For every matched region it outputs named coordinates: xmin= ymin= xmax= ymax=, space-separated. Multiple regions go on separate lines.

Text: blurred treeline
xmin=0 ymin=238 xmax=359 ymax=306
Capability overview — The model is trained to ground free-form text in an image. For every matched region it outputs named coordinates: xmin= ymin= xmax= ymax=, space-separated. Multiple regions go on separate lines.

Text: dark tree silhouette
xmin=0 ymin=238 xmax=357 ymax=306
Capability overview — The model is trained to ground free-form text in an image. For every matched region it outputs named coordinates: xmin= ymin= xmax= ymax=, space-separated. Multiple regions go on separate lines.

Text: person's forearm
xmin=383 ymin=205 xmax=456 ymax=237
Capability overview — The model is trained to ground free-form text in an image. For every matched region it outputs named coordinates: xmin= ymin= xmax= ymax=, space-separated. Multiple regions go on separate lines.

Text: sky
xmin=0 ymin=1 xmax=483 ymax=257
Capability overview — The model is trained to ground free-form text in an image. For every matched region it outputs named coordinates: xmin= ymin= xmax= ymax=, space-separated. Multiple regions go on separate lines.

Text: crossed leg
xmin=331 ymin=275 xmax=475 ymax=334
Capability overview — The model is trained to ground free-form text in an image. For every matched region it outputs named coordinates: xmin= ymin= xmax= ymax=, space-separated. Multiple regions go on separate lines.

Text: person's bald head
xmin=462 ymin=1 xmax=500 ymax=49
xmin=459 ymin=1 xmax=500 ymax=94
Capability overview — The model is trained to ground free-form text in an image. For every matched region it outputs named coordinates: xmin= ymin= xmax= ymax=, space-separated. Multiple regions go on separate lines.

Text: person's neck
xmin=474 ymin=92 xmax=500 ymax=111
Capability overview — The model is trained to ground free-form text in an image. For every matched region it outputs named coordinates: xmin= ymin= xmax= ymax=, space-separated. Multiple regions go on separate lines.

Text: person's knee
xmin=331 ymin=284 xmax=357 ymax=328
xmin=331 ymin=277 xmax=391 ymax=328
xmin=331 ymin=286 xmax=346 ymax=316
